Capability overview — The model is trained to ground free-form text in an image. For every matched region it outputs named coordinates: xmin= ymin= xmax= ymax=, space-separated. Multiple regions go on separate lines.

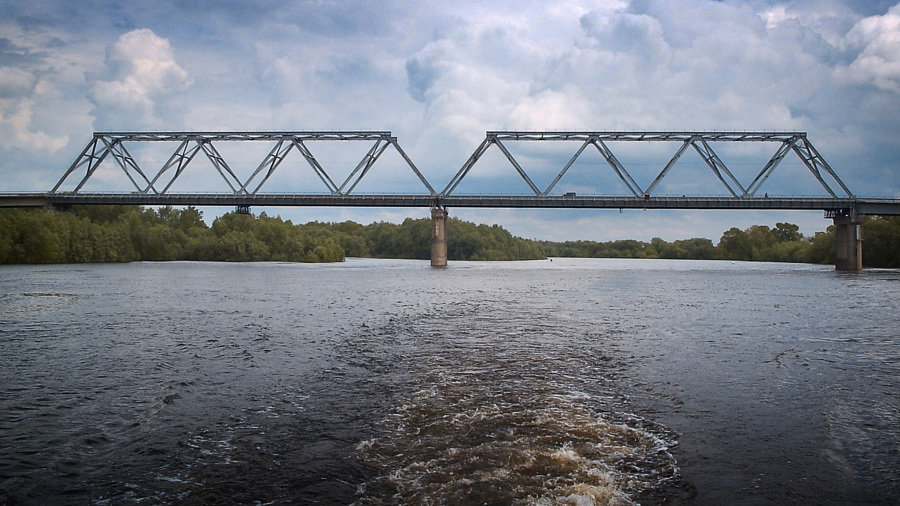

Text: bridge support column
xmin=834 ymin=214 xmax=863 ymax=272
xmin=431 ymin=207 xmax=448 ymax=267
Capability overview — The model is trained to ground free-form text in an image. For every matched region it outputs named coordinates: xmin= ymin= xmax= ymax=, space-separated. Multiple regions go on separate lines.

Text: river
xmin=1 ymin=258 xmax=897 ymax=504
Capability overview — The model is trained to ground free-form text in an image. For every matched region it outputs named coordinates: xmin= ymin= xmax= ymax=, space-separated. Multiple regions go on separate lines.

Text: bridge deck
xmin=3 ymin=192 xmax=898 ymax=214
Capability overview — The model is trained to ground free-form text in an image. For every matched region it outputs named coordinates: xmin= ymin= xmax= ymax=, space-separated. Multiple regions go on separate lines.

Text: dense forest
xmin=1 ymin=206 xmax=898 ymax=267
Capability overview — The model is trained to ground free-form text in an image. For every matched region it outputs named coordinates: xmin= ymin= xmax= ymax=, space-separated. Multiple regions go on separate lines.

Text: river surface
xmin=0 ymin=258 xmax=897 ymax=505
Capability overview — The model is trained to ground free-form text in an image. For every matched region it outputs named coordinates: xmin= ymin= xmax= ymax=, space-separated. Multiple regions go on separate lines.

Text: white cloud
xmin=0 ymin=66 xmax=37 ymax=98
xmin=0 ymin=63 xmax=69 ymax=153
xmin=838 ymin=4 xmax=900 ymax=92
xmin=89 ymin=28 xmax=193 ymax=127
xmin=0 ymin=97 xmax=69 ymax=152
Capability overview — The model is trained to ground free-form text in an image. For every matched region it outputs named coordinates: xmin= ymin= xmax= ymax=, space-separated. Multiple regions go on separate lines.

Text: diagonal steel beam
xmin=241 ymin=138 xmax=294 ymax=195
xmin=52 ymin=136 xmax=109 ymax=192
xmin=154 ymin=139 xmax=204 ymax=194
xmin=390 ymin=138 xmax=437 ymax=196
xmin=442 ymin=137 xmax=492 ymax=196
xmin=339 ymin=139 xmax=390 ymax=194
xmin=101 ymin=137 xmax=155 ymax=193
xmin=644 ymin=139 xmax=692 ymax=196
xmin=344 ymin=139 xmax=394 ymax=194
xmin=792 ymin=136 xmax=854 ymax=198
xmin=541 ymin=139 xmax=593 ymax=196
xmin=198 ymin=139 xmax=244 ymax=194
xmin=745 ymin=138 xmax=796 ymax=197
xmin=143 ymin=139 xmax=200 ymax=193
xmin=292 ymin=138 xmax=340 ymax=194
xmin=493 ymin=137 xmax=541 ymax=195
xmin=590 ymin=138 xmax=643 ymax=197
xmin=691 ymin=137 xmax=747 ymax=198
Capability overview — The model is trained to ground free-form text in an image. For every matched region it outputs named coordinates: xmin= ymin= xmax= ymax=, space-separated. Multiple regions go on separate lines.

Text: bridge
xmin=2 ymin=130 xmax=899 ymax=270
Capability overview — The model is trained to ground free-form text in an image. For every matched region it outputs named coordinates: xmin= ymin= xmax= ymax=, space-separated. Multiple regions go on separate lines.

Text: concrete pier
xmin=431 ymin=207 xmax=448 ymax=267
xmin=834 ymin=214 xmax=863 ymax=272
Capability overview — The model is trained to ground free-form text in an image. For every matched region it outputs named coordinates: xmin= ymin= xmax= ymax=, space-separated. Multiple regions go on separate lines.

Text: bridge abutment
xmin=431 ymin=207 xmax=448 ymax=267
xmin=833 ymin=214 xmax=863 ymax=272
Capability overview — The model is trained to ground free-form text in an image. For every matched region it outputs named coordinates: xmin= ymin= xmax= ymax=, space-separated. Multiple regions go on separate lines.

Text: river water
xmin=0 ymin=258 xmax=897 ymax=505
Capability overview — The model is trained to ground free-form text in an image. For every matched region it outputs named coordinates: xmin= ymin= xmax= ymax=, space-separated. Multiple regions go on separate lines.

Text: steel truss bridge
xmin=0 ymin=129 xmax=888 ymax=213
xmin=2 ymin=130 xmax=898 ymax=269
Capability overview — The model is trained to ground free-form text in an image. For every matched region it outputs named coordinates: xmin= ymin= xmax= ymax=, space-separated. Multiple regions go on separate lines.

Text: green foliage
xmin=540 ymin=218 xmax=898 ymax=268
xmin=863 ymin=216 xmax=900 ymax=268
xmin=0 ymin=206 xmax=345 ymax=264
xmin=2 ymin=207 xmax=898 ymax=267
xmin=0 ymin=208 xmax=139 ymax=263
xmin=446 ymin=219 xmax=544 ymax=261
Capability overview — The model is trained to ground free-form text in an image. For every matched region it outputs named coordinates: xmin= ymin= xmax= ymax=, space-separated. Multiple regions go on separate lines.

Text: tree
xmin=863 ymin=216 xmax=900 ymax=268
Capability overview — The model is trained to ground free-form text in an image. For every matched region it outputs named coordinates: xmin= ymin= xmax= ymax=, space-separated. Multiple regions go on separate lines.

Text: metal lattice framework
xmin=443 ymin=131 xmax=854 ymax=198
xmin=50 ymin=130 xmax=857 ymax=203
xmin=52 ymin=131 xmax=437 ymax=196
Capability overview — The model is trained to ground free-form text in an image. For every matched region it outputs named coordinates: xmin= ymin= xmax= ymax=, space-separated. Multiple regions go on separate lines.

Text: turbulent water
xmin=0 ymin=258 xmax=897 ymax=505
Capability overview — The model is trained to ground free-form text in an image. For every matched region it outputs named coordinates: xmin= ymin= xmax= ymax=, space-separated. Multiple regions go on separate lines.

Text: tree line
xmin=0 ymin=206 xmax=897 ymax=267
xmin=542 ymin=219 xmax=898 ymax=267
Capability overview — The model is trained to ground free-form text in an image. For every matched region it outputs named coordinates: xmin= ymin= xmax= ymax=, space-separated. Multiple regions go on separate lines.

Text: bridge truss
xmin=49 ymin=130 xmax=857 ymax=208
xmin=444 ymin=131 xmax=854 ymax=199
xmin=51 ymin=131 xmax=437 ymax=197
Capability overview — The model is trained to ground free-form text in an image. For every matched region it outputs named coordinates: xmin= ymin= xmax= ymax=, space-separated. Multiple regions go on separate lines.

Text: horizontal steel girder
xmin=37 ymin=193 xmax=867 ymax=210
xmin=95 ymin=131 xmax=396 ymax=142
xmin=4 ymin=193 xmax=900 ymax=215
xmin=486 ymin=131 xmax=807 ymax=142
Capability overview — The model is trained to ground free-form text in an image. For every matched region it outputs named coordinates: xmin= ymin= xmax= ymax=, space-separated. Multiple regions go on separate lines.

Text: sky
xmin=1 ymin=0 xmax=899 ymax=242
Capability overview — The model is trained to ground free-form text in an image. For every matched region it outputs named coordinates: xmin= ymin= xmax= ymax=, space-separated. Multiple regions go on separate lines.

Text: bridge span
xmin=3 ymin=130 xmax=899 ymax=271
xmin=1 ymin=192 xmax=891 ymax=213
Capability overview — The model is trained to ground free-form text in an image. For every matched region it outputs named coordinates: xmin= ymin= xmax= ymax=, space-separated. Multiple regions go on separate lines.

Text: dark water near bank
xmin=1 ymin=258 xmax=897 ymax=504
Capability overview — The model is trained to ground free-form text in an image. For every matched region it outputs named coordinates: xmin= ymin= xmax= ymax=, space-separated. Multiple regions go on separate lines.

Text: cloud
xmin=838 ymin=4 xmax=900 ymax=92
xmin=0 ymin=48 xmax=69 ymax=152
xmin=579 ymin=7 xmax=668 ymax=59
xmin=88 ymin=28 xmax=193 ymax=127
xmin=0 ymin=98 xmax=69 ymax=152
xmin=0 ymin=66 xmax=37 ymax=98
